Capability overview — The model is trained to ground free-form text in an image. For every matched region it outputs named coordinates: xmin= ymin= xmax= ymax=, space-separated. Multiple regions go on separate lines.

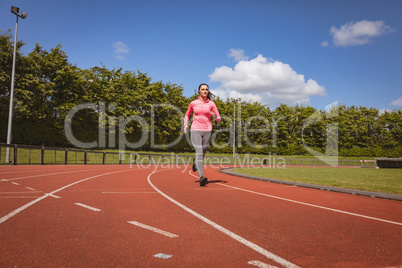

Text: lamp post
xmin=6 ymin=6 xmax=27 ymax=163
xmin=232 ymin=99 xmax=240 ymax=167
xmin=233 ymin=102 xmax=236 ymax=163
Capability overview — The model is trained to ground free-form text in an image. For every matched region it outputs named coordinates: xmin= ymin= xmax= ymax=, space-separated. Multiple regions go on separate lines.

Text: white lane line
xmin=154 ymin=253 xmax=173 ymax=259
xmin=75 ymin=203 xmax=101 ymax=212
xmin=0 ymin=168 xmax=66 ymax=175
xmin=0 ymin=196 xmax=41 ymax=199
xmin=128 ymin=220 xmax=179 ymax=238
xmin=3 ymin=169 xmax=104 ymax=182
xmin=217 ymin=183 xmax=402 ymax=227
xmin=248 ymin=260 xmax=278 ymax=267
xmin=0 ymin=191 xmax=42 ymax=194
xmin=0 ymin=169 xmax=130 ymax=225
xmin=148 ymin=170 xmax=299 ymax=268
xmin=2 ymin=179 xmax=9 ymax=182
xmin=25 ymin=187 xmax=36 ymax=191
xmin=48 ymin=194 xmax=61 ymax=199
xmin=11 ymin=182 xmax=20 ymax=185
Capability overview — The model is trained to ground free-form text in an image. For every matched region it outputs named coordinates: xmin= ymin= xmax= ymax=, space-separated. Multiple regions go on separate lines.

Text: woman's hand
xmin=184 ymin=125 xmax=188 ymax=134
xmin=210 ymin=111 xmax=216 ymax=119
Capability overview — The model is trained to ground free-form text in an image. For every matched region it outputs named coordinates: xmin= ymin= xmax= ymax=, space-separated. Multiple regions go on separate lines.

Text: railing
xmin=360 ymin=159 xmax=377 ymax=168
xmin=0 ymin=143 xmax=362 ymax=167
xmin=0 ymin=143 xmax=190 ymax=165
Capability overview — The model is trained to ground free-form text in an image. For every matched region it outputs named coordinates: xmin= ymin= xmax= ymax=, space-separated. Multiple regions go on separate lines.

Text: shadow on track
xmin=194 ymin=180 xmax=228 ymax=184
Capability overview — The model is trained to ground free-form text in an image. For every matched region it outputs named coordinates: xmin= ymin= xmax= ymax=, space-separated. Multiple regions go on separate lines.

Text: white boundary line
xmin=75 ymin=203 xmax=101 ymax=212
xmin=128 ymin=220 xmax=179 ymax=238
xmin=217 ymin=183 xmax=402 ymax=226
xmin=0 ymin=196 xmax=41 ymax=199
xmin=0 ymin=168 xmax=67 ymax=175
xmin=0 ymin=191 xmax=42 ymax=194
xmin=1 ymin=169 xmax=104 ymax=182
xmin=148 ymin=170 xmax=300 ymax=268
xmin=0 ymin=169 xmax=130 ymax=225
xmin=154 ymin=253 xmax=173 ymax=259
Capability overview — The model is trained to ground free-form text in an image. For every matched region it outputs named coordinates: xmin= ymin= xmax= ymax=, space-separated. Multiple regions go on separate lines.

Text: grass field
xmin=233 ymin=167 xmax=402 ymax=195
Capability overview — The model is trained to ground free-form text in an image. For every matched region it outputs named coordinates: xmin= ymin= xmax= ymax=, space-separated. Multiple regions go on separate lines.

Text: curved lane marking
xmin=148 ymin=169 xmax=300 ymax=268
xmin=196 ymin=169 xmax=402 ymax=226
xmin=0 ymin=169 xmax=130 ymax=225
xmin=0 ymin=168 xmax=68 ymax=175
xmin=2 ymin=169 xmax=104 ymax=182
xmin=216 ymin=183 xmax=402 ymax=226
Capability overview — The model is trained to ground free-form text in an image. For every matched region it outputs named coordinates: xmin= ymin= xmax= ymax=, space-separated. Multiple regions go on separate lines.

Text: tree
xmin=377 ymin=110 xmax=402 ymax=157
xmin=0 ymin=30 xmax=25 ymax=142
xmin=1 ymin=30 xmax=401 ymax=157
xmin=239 ymin=100 xmax=272 ymax=154
xmin=13 ymin=44 xmax=83 ymax=146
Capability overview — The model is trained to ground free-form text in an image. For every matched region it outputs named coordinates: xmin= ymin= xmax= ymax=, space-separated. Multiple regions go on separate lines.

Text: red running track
xmin=0 ymin=164 xmax=401 ymax=267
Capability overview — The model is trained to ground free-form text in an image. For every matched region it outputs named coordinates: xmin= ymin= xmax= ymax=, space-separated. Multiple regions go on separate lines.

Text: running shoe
xmin=192 ymin=159 xmax=197 ymax=172
xmin=199 ymin=176 xmax=207 ymax=186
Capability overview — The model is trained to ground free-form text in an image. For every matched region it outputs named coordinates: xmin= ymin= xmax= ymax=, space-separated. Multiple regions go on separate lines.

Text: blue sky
xmin=1 ymin=0 xmax=401 ymax=111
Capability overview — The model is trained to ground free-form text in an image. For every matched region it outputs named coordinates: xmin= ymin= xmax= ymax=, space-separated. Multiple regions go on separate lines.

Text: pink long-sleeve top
xmin=184 ymin=97 xmax=221 ymax=131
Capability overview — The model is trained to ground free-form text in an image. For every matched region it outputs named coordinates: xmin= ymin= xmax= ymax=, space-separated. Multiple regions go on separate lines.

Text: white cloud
xmin=327 ymin=20 xmax=394 ymax=47
xmin=209 ymin=53 xmax=326 ymax=106
xmin=113 ymin=41 xmax=129 ymax=53
xmin=212 ymin=89 xmax=263 ymax=103
xmin=391 ymin=97 xmax=402 ymax=107
xmin=113 ymin=41 xmax=129 ymax=60
xmin=116 ymin=55 xmax=126 ymax=61
xmin=228 ymin=48 xmax=249 ymax=62
xmin=379 ymin=108 xmax=392 ymax=115
xmin=321 ymin=40 xmax=329 ymax=47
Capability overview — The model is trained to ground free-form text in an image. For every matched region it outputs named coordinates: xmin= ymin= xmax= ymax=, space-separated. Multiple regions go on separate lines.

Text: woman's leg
xmin=191 ymin=131 xmax=211 ymax=178
xmin=201 ymin=131 xmax=212 ymax=158
xmin=191 ymin=131 xmax=204 ymax=177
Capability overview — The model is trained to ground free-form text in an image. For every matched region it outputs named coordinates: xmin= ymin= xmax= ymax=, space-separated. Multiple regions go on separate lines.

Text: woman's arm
xmin=211 ymin=103 xmax=221 ymax=122
xmin=183 ymin=103 xmax=193 ymax=134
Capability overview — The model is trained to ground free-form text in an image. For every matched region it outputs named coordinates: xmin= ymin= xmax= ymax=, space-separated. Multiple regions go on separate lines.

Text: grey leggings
xmin=191 ymin=131 xmax=212 ymax=177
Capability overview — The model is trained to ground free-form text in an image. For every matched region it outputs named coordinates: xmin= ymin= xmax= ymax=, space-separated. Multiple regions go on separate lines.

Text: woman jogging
xmin=184 ymin=83 xmax=221 ymax=186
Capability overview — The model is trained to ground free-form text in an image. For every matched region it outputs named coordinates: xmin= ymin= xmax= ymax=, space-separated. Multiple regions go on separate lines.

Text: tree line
xmin=1 ymin=30 xmax=401 ymax=157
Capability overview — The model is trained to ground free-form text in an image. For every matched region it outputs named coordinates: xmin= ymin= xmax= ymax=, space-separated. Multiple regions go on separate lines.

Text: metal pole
xmin=6 ymin=15 xmax=19 ymax=163
xmin=233 ymin=102 xmax=236 ymax=167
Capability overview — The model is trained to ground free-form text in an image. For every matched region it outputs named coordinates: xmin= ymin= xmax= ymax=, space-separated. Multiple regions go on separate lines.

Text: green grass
xmin=233 ymin=167 xmax=402 ymax=195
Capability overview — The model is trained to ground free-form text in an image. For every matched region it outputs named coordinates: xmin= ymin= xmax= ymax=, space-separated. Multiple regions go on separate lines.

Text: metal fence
xmin=0 ymin=143 xmax=362 ymax=167
xmin=360 ymin=160 xmax=377 ymax=168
